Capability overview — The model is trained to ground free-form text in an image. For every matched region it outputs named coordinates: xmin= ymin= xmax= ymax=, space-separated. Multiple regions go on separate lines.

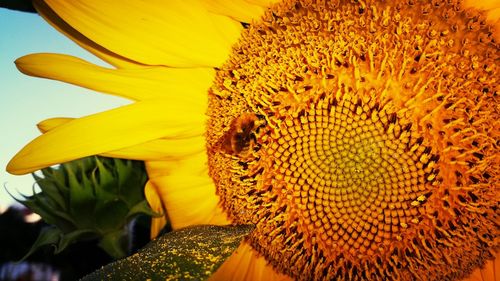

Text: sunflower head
xmin=207 ymin=0 xmax=499 ymax=280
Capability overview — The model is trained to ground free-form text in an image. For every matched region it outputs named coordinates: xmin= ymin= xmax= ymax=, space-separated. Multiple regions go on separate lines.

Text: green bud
xmin=17 ymin=156 xmax=156 ymax=259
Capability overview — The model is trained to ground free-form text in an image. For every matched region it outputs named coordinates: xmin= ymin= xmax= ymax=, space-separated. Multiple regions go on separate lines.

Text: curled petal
xmin=8 ymin=99 xmax=205 ymax=175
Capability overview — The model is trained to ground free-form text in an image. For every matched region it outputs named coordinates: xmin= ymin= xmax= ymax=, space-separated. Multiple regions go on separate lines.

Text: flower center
xmin=207 ymin=0 xmax=498 ymax=280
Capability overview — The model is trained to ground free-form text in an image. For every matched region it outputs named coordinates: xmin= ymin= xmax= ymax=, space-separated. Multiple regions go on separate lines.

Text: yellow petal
xmin=16 ymin=53 xmax=215 ymax=101
xmin=7 ymin=99 xmax=205 ymax=175
xmin=144 ymin=181 xmax=168 ymax=238
xmin=462 ymin=0 xmax=500 ymax=41
xmin=44 ymin=0 xmax=242 ymax=67
xmin=209 ymin=242 xmax=292 ymax=281
xmin=37 ymin=117 xmax=206 ymax=160
xmin=37 ymin=117 xmax=73 ymax=133
xmin=244 ymin=0 xmax=280 ymax=8
xmin=102 ymin=136 xmax=205 ymax=161
xmin=485 ymin=8 xmax=500 ymax=37
xmin=463 ymin=256 xmax=499 ymax=281
xmin=34 ymin=0 xmax=140 ymax=68
xmin=202 ymin=0 xmax=266 ymax=23
xmin=463 ymin=0 xmax=500 ymax=11
xmin=146 ymin=153 xmax=230 ymax=230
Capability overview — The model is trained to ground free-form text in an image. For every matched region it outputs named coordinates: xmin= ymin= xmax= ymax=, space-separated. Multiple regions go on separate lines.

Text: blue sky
xmin=0 ymin=9 xmax=129 ymax=205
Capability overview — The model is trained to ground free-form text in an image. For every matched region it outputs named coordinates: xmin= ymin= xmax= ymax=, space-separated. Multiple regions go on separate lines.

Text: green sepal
xmin=55 ymin=229 xmax=97 ymax=254
xmin=43 ymin=168 xmax=71 ymax=199
xmin=115 ymin=159 xmax=132 ymax=192
xmin=115 ymin=160 xmax=147 ymax=206
xmin=98 ymin=230 xmax=129 ymax=259
xmin=94 ymin=158 xmax=115 ymax=193
xmin=80 ymin=224 xmax=254 ymax=281
xmin=67 ymin=167 xmax=96 ymax=227
xmin=20 ymin=226 xmax=61 ymax=261
xmin=20 ymin=226 xmax=99 ymax=261
xmin=126 ymin=201 xmax=161 ymax=221
xmin=95 ymin=199 xmax=129 ymax=232
xmin=20 ymin=193 xmax=75 ymax=231
xmin=33 ymin=174 xmax=66 ymax=211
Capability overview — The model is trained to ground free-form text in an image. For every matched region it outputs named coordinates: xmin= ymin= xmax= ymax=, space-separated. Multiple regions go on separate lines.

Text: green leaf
xmin=20 ymin=226 xmax=61 ymax=261
xmin=80 ymin=224 xmax=254 ymax=281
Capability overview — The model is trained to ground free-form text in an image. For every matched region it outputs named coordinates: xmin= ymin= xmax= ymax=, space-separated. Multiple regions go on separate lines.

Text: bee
xmin=220 ymin=113 xmax=265 ymax=158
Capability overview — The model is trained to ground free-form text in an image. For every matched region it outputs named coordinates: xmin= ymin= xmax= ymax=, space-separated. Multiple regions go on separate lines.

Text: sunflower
xmin=7 ymin=0 xmax=499 ymax=280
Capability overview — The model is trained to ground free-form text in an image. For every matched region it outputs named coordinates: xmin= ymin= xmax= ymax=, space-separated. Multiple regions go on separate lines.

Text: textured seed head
xmin=207 ymin=0 xmax=499 ymax=280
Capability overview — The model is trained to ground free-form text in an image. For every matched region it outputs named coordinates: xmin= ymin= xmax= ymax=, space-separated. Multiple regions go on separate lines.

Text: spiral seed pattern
xmin=264 ymin=93 xmax=437 ymax=257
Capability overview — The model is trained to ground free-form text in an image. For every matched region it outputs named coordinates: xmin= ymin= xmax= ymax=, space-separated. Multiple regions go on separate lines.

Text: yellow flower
xmin=7 ymin=0 xmax=500 ymax=280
